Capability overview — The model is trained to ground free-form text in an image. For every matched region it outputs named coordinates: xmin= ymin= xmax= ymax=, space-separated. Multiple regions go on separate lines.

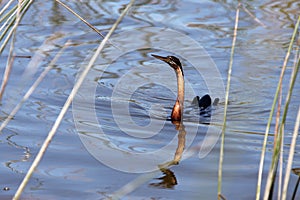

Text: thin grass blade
xmin=263 ymin=27 xmax=300 ymax=200
xmin=256 ymin=16 xmax=300 ymax=200
xmin=12 ymin=1 xmax=135 ymax=199
xmin=218 ymin=3 xmax=240 ymax=199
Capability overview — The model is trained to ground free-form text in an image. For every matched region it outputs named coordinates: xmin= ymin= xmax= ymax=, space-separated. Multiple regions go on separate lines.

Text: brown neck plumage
xmin=151 ymin=54 xmax=184 ymax=122
xmin=171 ymin=68 xmax=184 ymax=122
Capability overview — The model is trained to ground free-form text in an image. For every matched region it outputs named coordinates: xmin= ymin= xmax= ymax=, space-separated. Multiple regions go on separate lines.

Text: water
xmin=0 ymin=0 xmax=300 ymax=199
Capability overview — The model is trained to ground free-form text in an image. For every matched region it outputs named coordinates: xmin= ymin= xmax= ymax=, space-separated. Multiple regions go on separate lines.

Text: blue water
xmin=0 ymin=1 xmax=300 ymax=199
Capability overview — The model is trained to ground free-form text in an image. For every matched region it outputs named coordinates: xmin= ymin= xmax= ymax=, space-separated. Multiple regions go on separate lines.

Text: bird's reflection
xmin=150 ymin=122 xmax=186 ymax=189
xmin=149 ymin=168 xmax=177 ymax=189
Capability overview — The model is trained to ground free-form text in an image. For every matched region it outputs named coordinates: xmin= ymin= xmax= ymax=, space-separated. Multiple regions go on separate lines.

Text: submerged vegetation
xmin=0 ymin=1 xmax=299 ymax=199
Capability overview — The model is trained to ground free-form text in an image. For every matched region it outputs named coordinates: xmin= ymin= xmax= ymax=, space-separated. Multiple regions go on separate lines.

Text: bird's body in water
xmin=192 ymin=94 xmax=211 ymax=110
xmin=152 ymin=54 xmax=213 ymax=122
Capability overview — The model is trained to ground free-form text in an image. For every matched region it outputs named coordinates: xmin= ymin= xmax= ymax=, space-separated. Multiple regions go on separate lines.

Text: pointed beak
xmin=151 ymin=54 xmax=171 ymax=63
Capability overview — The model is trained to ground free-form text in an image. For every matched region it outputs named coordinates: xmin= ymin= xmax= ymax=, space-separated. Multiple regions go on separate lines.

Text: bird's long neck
xmin=171 ymin=69 xmax=184 ymax=121
xmin=176 ymin=70 xmax=184 ymax=105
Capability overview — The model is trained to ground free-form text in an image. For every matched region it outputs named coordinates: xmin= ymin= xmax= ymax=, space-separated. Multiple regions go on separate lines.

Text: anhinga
xmin=152 ymin=54 xmax=213 ymax=121
xmin=152 ymin=54 xmax=184 ymax=121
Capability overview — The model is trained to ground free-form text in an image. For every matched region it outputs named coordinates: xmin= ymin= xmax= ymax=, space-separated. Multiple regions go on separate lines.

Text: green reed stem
xmin=0 ymin=0 xmax=33 ymax=54
xmin=0 ymin=3 xmax=17 ymax=25
xmin=218 ymin=3 xmax=240 ymax=199
xmin=0 ymin=0 xmax=22 ymax=100
xmin=256 ymin=16 xmax=300 ymax=200
xmin=265 ymin=53 xmax=300 ymax=200
xmin=281 ymin=41 xmax=300 ymax=200
xmin=12 ymin=0 xmax=135 ymax=199
xmin=0 ymin=3 xmax=17 ymax=31
xmin=0 ymin=0 xmax=15 ymax=18
xmin=264 ymin=18 xmax=300 ymax=200
xmin=282 ymin=103 xmax=300 ymax=199
xmin=0 ymin=16 xmax=16 ymax=52
xmin=0 ymin=0 xmax=33 ymax=100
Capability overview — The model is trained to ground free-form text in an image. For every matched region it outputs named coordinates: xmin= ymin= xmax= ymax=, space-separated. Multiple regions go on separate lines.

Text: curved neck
xmin=171 ymin=69 xmax=184 ymax=121
xmin=176 ymin=69 xmax=184 ymax=106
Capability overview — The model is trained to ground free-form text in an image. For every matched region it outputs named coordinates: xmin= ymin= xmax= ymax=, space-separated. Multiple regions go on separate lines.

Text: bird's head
xmin=152 ymin=54 xmax=183 ymax=76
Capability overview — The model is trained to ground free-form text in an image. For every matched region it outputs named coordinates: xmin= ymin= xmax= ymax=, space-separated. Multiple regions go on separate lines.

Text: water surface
xmin=0 ymin=1 xmax=300 ymax=199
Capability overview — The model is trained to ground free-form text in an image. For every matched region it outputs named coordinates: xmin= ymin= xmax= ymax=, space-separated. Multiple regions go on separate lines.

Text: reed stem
xmin=12 ymin=1 xmax=135 ymax=199
xmin=256 ymin=16 xmax=300 ymax=200
xmin=218 ymin=3 xmax=240 ymax=199
xmin=263 ymin=18 xmax=300 ymax=200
